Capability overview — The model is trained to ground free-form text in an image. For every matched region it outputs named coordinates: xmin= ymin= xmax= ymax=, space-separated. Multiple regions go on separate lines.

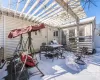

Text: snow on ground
xmin=0 ymin=63 xmax=8 ymax=80
xmin=29 ymin=51 xmax=100 ymax=80
xmin=0 ymin=51 xmax=100 ymax=80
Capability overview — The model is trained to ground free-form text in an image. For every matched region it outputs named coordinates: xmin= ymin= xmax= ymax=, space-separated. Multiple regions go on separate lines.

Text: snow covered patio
xmin=28 ymin=52 xmax=100 ymax=80
xmin=1 ymin=51 xmax=100 ymax=80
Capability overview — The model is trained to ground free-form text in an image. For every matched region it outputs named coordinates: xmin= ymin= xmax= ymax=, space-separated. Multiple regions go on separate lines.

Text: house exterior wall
xmin=62 ymin=23 xmax=94 ymax=52
xmin=0 ymin=15 xmax=59 ymax=58
xmin=0 ymin=15 xmax=4 ymax=47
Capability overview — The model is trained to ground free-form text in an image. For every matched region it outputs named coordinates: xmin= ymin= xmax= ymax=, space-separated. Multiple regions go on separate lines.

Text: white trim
xmin=24 ymin=0 xmax=40 ymax=19
xmin=28 ymin=0 xmax=49 ymax=20
xmin=55 ymin=0 xmax=79 ymax=20
xmin=20 ymin=0 xmax=30 ymax=17
xmin=34 ymin=5 xmax=60 ymax=21
xmin=36 ymin=5 xmax=60 ymax=21
xmin=39 ymin=8 xmax=63 ymax=22
xmin=15 ymin=0 xmax=20 ymax=15
xmin=8 ymin=0 xmax=11 ymax=9
xmin=32 ymin=1 xmax=57 ymax=21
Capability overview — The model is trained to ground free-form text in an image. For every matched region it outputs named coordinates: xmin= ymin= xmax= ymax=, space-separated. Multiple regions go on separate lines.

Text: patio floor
xmin=29 ymin=52 xmax=100 ymax=80
xmin=0 ymin=51 xmax=100 ymax=80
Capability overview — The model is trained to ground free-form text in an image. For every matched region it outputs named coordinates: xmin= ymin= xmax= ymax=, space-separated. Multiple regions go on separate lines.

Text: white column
xmin=59 ymin=28 xmax=62 ymax=44
xmin=47 ymin=26 xmax=48 ymax=44
xmin=76 ymin=19 xmax=79 ymax=53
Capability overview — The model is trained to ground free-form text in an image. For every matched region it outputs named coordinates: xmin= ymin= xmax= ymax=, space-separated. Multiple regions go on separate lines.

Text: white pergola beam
xmin=55 ymin=0 xmax=79 ymax=20
xmin=8 ymin=0 xmax=11 ymax=9
xmin=24 ymin=0 xmax=40 ymax=19
xmin=41 ymin=18 xmax=61 ymax=25
xmin=42 ymin=19 xmax=61 ymax=27
xmin=34 ymin=5 xmax=60 ymax=21
xmin=32 ymin=1 xmax=57 ymax=21
xmin=28 ymin=0 xmax=49 ymax=20
xmin=39 ymin=8 xmax=63 ymax=22
xmin=20 ymin=0 xmax=30 ymax=17
xmin=7 ymin=0 xmax=11 ymax=12
xmin=15 ymin=0 xmax=20 ymax=15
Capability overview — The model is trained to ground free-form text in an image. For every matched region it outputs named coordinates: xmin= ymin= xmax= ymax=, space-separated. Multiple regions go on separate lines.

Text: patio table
xmin=46 ymin=44 xmax=65 ymax=59
xmin=46 ymin=44 xmax=63 ymax=48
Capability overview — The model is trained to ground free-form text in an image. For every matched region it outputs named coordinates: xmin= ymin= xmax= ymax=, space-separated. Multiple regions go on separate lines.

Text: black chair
xmin=41 ymin=43 xmax=46 ymax=46
xmin=55 ymin=47 xmax=65 ymax=59
xmin=46 ymin=46 xmax=59 ymax=61
xmin=39 ymin=46 xmax=48 ymax=60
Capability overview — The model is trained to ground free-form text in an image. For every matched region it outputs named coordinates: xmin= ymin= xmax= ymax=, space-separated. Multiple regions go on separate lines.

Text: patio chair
xmin=56 ymin=48 xmax=65 ymax=59
xmin=41 ymin=42 xmax=46 ymax=46
xmin=39 ymin=46 xmax=48 ymax=60
xmin=45 ymin=46 xmax=59 ymax=61
xmin=80 ymin=47 xmax=92 ymax=55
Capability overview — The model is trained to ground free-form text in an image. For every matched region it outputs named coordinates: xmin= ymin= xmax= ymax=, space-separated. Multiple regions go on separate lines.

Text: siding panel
xmin=3 ymin=16 xmax=56 ymax=58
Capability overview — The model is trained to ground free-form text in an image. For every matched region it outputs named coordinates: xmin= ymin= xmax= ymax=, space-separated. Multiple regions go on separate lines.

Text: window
xmin=69 ymin=29 xmax=75 ymax=37
xmin=79 ymin=38 xmax=85 ymax=42
xmin=79 ymin=27 xmax=85 ymax=36
xmin=69 ymin=38 xmax=75 ymax=42
xmin=54 ymin=31 xmax=58 ymax=37
xmin=53 ymin=32 xmax=56 ymax=36
xmin=56 ymin=31 xmax=58 ymax=36
xmin=79 ymin=27 xmax=85 ymax=42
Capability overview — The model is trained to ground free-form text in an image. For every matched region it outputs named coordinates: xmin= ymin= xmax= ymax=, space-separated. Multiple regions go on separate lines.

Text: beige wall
xmin=0 ymin=15 xmax=59 ymax=58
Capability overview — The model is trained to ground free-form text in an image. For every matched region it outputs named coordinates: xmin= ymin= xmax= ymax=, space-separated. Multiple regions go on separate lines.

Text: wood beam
xmin=20 ymin=0 xmax=30 ymax=17
xmin=35 ymin=5 xmax=60 ymax=21
xmin=39 ymin=8 xmax=63 ymax=22
xmin=32 ymin=1 xmax=57 ymax=21
xmin=55 ymin=0 xmax=79 ymax=20
xmin=24 ymin=0 xmax=40 ymax=19
xmin=41 ymin=19 xmax=61 ymax=27
xmin=15 ymin=0 xmax=20 ymax=15
xmin=8 ymin=0 xmax=11 ymax=9
xmin=28 ymin=0 xmax=49 ymax=20
xmin=61 ymin=22 xmax=93 ymax=29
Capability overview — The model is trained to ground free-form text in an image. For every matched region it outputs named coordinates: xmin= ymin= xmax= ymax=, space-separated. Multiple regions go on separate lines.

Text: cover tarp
xmin=8 ymin=23 xmax=45 ymax=38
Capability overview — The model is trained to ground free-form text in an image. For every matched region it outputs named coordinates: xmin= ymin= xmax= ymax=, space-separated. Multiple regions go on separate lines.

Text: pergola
xmin=0 ymin=0 xmax=87 ymax=52
xmin=0 ymin=0 xmax=86 ymax=26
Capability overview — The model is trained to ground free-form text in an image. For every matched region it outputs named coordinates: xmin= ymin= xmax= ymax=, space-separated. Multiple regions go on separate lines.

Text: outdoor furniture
xmin=39 ymin=45 xmax=60 ymax=61
xmin=0 ymin=47 xmax=6 ymax=69
xmin=81 ymin=47 xmax=88 ymax=55
xmin=80 ymin=47 xmax=93 ymax=56
xmin=7 ymin=26 xmax=45 ymax=80
xmin=46 ymin=44 xmax=65 ymax=59
xmin=47 ymin=44 xmax=63 ymax=48
xmin=19 ymin=53 xmax=44 ymax=77
xmin=41 ymin=42 xmax=46 ymax=46
xmin=39 ymin=46 xmax=48 ymax=60
xmin=45 ymin=46 xmax=56 ymax=61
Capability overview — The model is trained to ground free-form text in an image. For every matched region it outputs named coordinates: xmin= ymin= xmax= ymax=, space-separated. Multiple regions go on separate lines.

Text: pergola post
xmin=55 ymin=0 xmax=80 ymax=52
xmin=76 ymin=19 xmax=80 ymax=53
xmin=58 ymin=28 xmax=62 ymax=44
xmin=55 ymin=0 xmax=79 ymax=20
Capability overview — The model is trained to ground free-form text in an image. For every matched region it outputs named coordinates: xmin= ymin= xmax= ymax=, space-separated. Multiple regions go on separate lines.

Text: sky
xmin=1 ymin=0 xmax=100 ymax=25
xmin=81 ymin=0 xmax=100 ymax=24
